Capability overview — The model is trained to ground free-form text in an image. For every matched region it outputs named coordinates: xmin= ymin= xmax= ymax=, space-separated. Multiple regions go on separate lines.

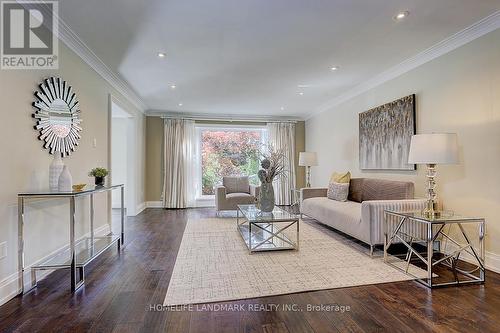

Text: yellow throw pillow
xmin=329 ymin=171 xmax=351 ymax=184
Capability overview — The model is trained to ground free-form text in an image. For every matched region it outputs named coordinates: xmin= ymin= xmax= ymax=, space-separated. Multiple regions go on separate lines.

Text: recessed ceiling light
xmin=297 ymin=84 xmax=311 ymax=88
xmin=178 ymin=103 xmax=183 ymax=106
xmin=170 ymin=84 xmax=176 ymax=89
xmin=157 ymin=52 xmax=166 ymax=58
xmin=298 ymin=92 xmax=304 ymax=96
xmin=330 ymin=66 xmax=339 ymax=71
xmin=280 ymin=106 xmax=285 ymax=111
xmin=394 ymin=11 xmax=409 ymax=21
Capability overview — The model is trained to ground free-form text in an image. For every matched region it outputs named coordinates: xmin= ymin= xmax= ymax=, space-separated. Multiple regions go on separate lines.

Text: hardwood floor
xmin=1 ymin=208 xmax=499 ymax=333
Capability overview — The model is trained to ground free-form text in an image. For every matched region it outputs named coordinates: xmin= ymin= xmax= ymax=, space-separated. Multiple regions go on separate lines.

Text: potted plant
xmin=88 ymin=167 xmax=109 ymax=186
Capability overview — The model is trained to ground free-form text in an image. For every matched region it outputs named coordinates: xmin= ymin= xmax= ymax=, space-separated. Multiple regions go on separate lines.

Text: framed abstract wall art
xmin=359 ymin=94 xmax=416 ymax=170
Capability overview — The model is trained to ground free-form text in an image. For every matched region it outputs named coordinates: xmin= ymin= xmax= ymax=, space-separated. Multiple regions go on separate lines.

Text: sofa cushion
xmin=301 ymin=197 xmax=362 ymax=232
xmin=327 ymin=182 xmax=349 ymax=202
xmin=226 ymin=193 xmax=256 ymax=206
xmin=361 ymin=178 xmax=414 ymax=201
xmin=223 ymin=176 xmax=250 ymax=194
xmin=348 ymin=178 xmax=364 ymax=203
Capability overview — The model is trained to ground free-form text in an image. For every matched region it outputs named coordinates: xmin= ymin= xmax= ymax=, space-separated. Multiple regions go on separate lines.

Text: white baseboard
xmin=145 ymin=200 xmax=215 ymax=209
xmin=439 ymin=241 xmax=500 ymax=274
xmin=485 ymin=251 xmax=500 ymax=273
xmin=136 ymin=202 xmax=146 ymax=215
xmin=194 ymin=198 xmax=215 ymax=208
xmin=146 ymin=201 xmax=163 ymax=208
xmin=461 ymin=250 xmax=500 ymax=274
xmin=0 ymin=224 xmax=111 ymax=307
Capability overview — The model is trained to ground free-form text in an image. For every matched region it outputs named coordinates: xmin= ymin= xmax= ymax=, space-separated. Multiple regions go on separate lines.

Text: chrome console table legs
xmin=17 ymin=184 xmax=125 ymax=295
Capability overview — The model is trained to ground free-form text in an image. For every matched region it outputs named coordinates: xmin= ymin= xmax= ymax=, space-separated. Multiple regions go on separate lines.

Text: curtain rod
xmin=159 ymin=115 xmax=298 ymax=123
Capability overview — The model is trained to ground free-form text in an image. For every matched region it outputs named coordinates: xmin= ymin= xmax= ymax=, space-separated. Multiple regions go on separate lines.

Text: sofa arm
xmin=215 ymin=185 xmax=227 ymax=210
xmin=361 ymin=199 xmax=427 ymax=245
xmin=249 ymin=184 xmax=260 ymax=198
xmin=300 ymin=187 xmax=328 ymax=201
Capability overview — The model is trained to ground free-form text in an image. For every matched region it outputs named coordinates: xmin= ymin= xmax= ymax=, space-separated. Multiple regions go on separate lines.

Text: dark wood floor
xmin=1 ymin=208 xmax=499 ymax=333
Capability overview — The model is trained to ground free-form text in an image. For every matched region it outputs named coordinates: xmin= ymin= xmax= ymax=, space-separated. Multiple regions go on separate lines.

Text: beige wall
xmin=145 ymin=116 xmax=164 ymax=201
xmin=295 ymin=121 xmax=306 ymax=189
xmin=0 ymin=42 xmax=145 ymax=304
xmin=306 ymin=29 xmax=500 ymax=264
xmin=145 ymin=117 xmax=306 ymax=201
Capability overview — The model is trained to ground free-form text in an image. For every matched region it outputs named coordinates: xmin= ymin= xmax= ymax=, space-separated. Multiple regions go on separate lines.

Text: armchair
xmin=215 ymin=176 xmax=260 ymax=214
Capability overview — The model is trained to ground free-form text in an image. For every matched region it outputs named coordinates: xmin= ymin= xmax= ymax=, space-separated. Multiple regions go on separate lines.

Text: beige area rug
xmin=164 ymin=218 xmax=427 ymax=306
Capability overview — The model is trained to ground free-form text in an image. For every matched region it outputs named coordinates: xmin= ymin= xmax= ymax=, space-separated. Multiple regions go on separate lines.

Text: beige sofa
xmin=215 ymin=176 xmax=260 ymax=213
xmin=300 ymin=178 xmax=426 ymax=254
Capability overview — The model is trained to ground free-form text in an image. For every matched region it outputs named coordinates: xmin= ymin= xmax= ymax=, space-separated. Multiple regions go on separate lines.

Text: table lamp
xmin=299 ymin=152 xmax=318 ymax=187
xmin=408 ymin=133 xmax=459 ymax=218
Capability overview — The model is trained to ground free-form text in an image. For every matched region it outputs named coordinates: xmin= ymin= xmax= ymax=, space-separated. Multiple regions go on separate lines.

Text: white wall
xmin=111 ymin=117 xmax=128 ymax=208
xmin=306 ymin=29 xmax=500 ymax=268
xmin=0 ymin=42 xmax=146 ymax=305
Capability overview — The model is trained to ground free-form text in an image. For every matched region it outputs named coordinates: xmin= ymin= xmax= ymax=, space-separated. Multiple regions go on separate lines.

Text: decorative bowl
xmin=72 ymin=184 xmax=86 ymax=192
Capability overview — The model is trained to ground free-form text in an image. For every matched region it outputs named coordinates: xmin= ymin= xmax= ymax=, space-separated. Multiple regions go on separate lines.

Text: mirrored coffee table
xmin=237 ymin=204 xmax=300 ymax=252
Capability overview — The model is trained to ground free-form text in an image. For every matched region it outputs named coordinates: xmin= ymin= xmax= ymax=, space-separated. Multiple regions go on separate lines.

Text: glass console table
xmin=17 ymin=184 xmax=125 ymax=294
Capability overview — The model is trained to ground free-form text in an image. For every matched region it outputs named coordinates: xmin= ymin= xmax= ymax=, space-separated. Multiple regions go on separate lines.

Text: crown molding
xmin=23 ymin=1 xmax=148 ymax=112
xmin=146 ymin=110 xmax=304 ymax=122
xmin=309 ymin=11 xmax=500 ymax=119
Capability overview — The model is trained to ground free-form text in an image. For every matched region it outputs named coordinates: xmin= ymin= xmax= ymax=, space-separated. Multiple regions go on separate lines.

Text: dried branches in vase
xmin=257 ymin=146 xmax=288 ymax=212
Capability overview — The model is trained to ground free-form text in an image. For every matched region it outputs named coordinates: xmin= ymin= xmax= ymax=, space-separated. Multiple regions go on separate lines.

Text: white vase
xmin=49 ymin=154 xmax=64 ymax=191
xmin=58 ymin=166 xmax=73 ymax=192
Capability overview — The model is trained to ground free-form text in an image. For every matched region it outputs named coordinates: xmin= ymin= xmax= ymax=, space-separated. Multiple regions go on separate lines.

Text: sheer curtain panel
xmin=162 ymin=118 xmax=196 ymax=208
xmin=267 ymin=122 xmax=296 ymax=205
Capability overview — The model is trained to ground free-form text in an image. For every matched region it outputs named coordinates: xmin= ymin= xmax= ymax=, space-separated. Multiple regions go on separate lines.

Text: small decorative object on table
xmin=88 ymin=167 xmax=109 ymax=186
xmin=49 ymin=153 xmax=64 ymax=191
xmin=58 ymin=166 xmax=73 ymax=191
xmin=257 ymin=146 xmax=288 ymax=213
xmin=72 ymin=184 xmax=86 ymax=192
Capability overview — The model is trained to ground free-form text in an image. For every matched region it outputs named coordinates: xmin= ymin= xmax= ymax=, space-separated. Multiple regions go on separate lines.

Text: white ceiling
xmin=59 ymin=0 xmax=500 ymax=118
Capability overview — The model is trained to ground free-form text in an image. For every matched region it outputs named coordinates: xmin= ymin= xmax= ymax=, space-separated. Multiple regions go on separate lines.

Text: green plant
xmin=88 ymin=167 xmax=109 ymax=178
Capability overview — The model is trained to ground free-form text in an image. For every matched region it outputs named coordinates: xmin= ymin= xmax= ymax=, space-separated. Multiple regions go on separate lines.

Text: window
xmin=196 ymin=125 xmax=266 ymax=197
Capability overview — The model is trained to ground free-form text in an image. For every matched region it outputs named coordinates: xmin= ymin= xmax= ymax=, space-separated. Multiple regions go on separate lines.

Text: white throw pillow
xmin=327 ymin=182 xmax=349 ymax=202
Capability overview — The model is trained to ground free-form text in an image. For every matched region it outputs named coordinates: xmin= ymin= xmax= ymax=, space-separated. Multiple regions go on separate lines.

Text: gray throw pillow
xmin=327 ymin=182 xmax=349 ymax=202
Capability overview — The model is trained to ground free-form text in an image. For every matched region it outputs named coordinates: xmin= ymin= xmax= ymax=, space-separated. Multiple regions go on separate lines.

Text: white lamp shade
xmin=408 ymin=133 xmax=459 ymax=164
xmin=299 ymin=152 xmax=318 ymax=166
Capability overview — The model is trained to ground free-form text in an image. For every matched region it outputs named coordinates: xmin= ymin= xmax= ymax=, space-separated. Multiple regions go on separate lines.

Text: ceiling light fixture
xmin=298 ymin=92 xmax=304 ymax=96
xmin=170 ymin=84 xmax=176 ymax=89
xmin=178 ymin=103 xmax=183 ymax=106
xmin=394 ymin=11 xmax=409 ymax=21
xmin=157 ymin=52 xmax=166 ymax=58
xmin=297 ymin=84 xmax=311 ymax=88
xmin=280 ymin=106 xmax=285 ymax=111
xmin=330 ymin=66 xmax=339 ymax=71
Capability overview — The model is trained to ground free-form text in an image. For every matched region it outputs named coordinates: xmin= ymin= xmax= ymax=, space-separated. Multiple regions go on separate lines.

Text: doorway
xmin=110 ymin=98 xmax=136 ymax=216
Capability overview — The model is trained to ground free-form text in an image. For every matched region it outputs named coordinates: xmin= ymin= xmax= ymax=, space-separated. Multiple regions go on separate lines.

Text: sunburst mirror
xmin=33 ymin=77 xmax=82 ymax=157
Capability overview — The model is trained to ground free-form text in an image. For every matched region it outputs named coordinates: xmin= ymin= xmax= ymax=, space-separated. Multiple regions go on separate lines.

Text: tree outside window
xmin=201 ymin=129 xmax=264 ymax=195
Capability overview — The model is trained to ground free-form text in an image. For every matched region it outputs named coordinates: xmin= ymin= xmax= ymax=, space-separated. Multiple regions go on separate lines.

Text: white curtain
xmin=267 ymin=122 xmax=296 ymax=205
xmin=162 ymin=118 xmax=196 ymax=208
